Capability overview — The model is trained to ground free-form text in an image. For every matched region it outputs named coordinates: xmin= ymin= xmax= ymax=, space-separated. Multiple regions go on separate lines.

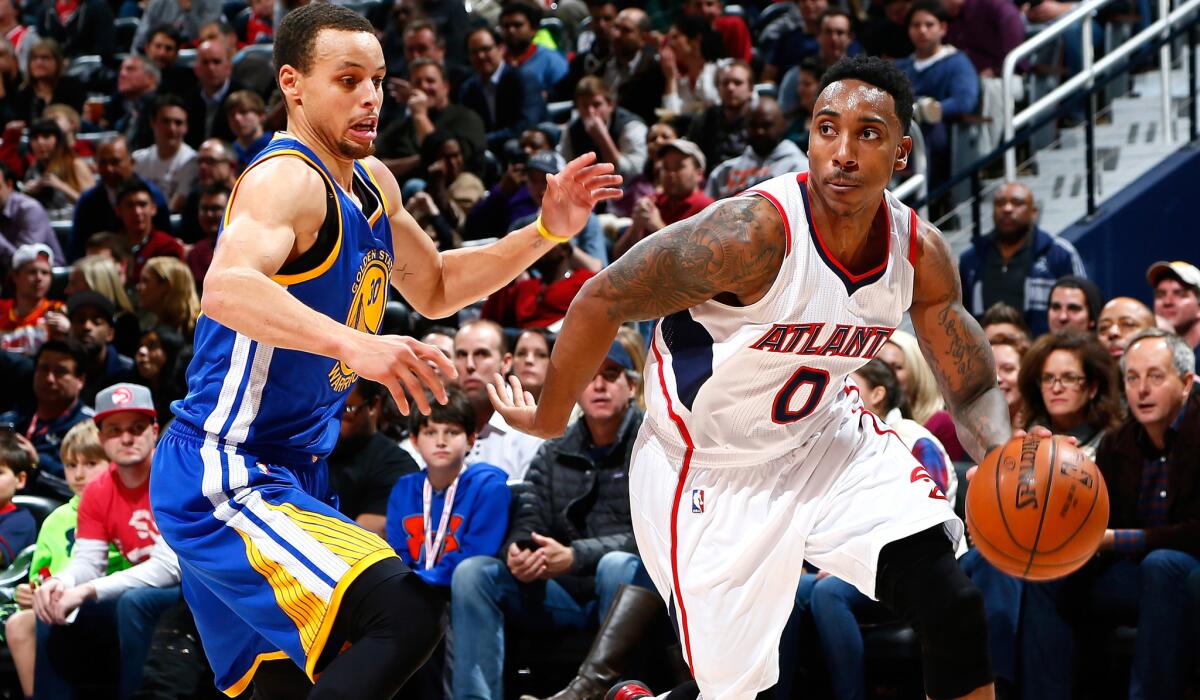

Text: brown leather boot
xmin=520 ymin=585 xmax=663 ymax=700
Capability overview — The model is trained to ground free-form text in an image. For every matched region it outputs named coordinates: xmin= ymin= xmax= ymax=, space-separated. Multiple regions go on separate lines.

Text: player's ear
xmin=894 ymin=134 xmax=912 ymax=172
xmin=278 ymin=65 xmax=302 ymax=106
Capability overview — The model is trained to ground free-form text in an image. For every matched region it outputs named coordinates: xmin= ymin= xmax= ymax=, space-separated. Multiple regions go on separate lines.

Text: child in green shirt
xmin=3 ymin=420 xmax=131 ymax=698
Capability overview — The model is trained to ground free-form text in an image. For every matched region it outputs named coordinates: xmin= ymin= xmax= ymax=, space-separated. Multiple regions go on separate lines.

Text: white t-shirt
xmin=132 ymin=144 xmax=198 ymax=202
xmin=468 ymin=409 xmax=545 ymax=483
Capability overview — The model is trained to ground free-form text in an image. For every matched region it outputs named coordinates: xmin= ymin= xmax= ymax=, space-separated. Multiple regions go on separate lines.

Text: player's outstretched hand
xmin=487 ymin=373 xmax=544 ymax=437
xmin=538 ymin=152 xmax=623 ymax=240
xmin=344 ymin=334 xmax=458 ymax=416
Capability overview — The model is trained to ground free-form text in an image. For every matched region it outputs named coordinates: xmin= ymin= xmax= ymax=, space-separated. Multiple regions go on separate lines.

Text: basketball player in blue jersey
xmin=491 ymin=56 xmax=1061 ymax=700
xmin=146 ymin=5 xmax=620 ymax=699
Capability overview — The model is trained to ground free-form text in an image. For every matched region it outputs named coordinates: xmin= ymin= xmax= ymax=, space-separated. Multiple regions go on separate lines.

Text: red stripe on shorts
xmin=650 ymin=332 xmax=696 ymax=672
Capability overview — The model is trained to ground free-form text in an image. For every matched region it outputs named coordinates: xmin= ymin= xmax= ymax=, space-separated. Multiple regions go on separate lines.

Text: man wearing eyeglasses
xmin=1019 ymin=328 xmax=1200 ymax=700
xmin=31 ymin=382 xmax=183 ymax=698
xmin=328 ymin=380 xmax=418 ymax=537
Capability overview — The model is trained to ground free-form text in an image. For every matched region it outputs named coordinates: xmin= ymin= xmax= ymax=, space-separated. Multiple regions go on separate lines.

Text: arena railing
xmin=912 ymin=0 xmax=1200 ymax=237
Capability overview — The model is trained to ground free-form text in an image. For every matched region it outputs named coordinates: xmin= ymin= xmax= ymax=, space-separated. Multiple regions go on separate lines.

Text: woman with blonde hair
xmin=616 ymin=324 xmax=647 ymax=410
xmin=136 ymin=257 xmax=200 ymax=338
xmin=877 ymin=329 xmax=966 ymax=460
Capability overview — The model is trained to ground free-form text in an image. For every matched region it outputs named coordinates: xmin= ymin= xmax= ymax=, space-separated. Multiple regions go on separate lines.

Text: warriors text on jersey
xmin=172 ymin=134 xmax=394 ymax=461
xmin=644 ymin=171 xmax=919 ymax=469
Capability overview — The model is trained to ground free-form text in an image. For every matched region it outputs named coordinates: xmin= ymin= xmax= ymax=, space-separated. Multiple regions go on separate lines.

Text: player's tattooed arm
xmin=595 ymin=194 xmax=786 ymax=321
xmin=909 ymin=220 xmax=1012 ymax=463
xmin=492 ymin=195 xmax=787 ymax=438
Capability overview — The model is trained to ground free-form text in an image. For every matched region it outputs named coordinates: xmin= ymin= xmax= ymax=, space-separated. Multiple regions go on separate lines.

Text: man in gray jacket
xmin=705 ymin=96 xmax=808 ymax=200
xmin=449 ymin=341 xmax=646 ymax=700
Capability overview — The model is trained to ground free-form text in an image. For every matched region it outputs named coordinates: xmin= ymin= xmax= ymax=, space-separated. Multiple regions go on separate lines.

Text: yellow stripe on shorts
xmin=236 ymin=529 xmax=328 ymax=653
xmin=267 ymin=501 xmax=391 ymax=566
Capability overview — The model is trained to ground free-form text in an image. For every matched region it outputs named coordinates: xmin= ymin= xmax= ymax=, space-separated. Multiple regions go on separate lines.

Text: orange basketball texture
xmin=966 ymin=435 xmax=1109 ymax=581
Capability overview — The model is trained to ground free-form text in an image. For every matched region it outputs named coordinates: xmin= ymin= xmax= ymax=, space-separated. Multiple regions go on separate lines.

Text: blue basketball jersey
xmin=172 ymin=134 xmax=394 ymax=459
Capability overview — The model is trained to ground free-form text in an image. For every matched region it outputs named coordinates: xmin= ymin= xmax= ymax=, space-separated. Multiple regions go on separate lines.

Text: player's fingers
xmin=489 ymin=373 xmax=514 ymax=405
xmin=507 ymin=375 xmax=528 ymax=407
xmin=383 ymin=377 xmax=411 ymax=416
xmin=414 ymin=342 xmax=458 ymax=380
xmin=590 ymin=187 xmax=624 ymax=202
xmin=559 ymin=151 xmax=597 ymax=178
xmin=486 ymin=382 xmax=506 ymax=412
xmin=406 ymin=351 xmax=449 ymax=405
xmin=524 ymin=391 xmax=536 ymax=405
xmin=575 ymin=162 xmax=616 ymax=180
xmin=397 ymin=368 xmax=433 ymax=415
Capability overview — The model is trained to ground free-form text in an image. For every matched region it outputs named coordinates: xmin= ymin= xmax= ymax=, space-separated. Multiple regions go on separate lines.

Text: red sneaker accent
xmin=606 ymin=681 xmax=653 ymax=700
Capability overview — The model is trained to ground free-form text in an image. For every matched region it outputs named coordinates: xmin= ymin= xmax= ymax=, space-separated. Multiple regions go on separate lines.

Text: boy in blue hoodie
xmin=387 ymin=387 xmax=511 ymax=589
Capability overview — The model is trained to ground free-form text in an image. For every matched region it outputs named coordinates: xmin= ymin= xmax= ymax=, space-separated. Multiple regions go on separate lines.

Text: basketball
xmin=966 ymin=435 xmax=1109 ymax=581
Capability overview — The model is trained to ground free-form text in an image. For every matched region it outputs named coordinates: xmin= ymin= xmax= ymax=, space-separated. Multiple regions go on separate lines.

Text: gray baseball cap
xmin=1147 ymin=260 xmax=1200 ymax=291
xmin=94 ymin=383 xmax=157 ymax=425
xmin=658 ymin=139 xmax=706 ymax=173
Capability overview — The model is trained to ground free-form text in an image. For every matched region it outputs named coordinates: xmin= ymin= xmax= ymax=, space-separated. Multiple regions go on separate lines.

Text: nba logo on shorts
xmin=692 ymin=489 xmax=705 ymax=513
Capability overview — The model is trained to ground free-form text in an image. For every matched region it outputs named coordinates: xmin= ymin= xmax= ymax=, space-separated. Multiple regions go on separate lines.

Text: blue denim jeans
xmin=449 ymin=551 xmax=644 ymax=700
xmin=1020 ymin=549 xmax=1200 ymax=700
xmin=810 ymin=575 xmax=874 ymax=700
xmin=35 ymin=585 xmax=182 ymax=699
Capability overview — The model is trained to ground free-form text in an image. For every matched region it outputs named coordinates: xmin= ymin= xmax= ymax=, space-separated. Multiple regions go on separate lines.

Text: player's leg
xmin=150 ymin=428 xmax=430 ymax=696
xmin=308 ymin=557 xmax=445 ymax=699
xmin=874 ymin=527 xmax=992 ymax=700
xmin=627 ymin=431 xmax=813 ymax=700
xmin=804 ymin=420 xmax=991 ymax=700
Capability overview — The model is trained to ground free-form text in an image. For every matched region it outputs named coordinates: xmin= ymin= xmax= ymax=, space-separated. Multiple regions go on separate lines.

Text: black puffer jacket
xmin=506 ymin=406 xmax=643 ymax=602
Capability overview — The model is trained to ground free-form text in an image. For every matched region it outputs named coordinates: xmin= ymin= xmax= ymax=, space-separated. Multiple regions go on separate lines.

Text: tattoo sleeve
xmin=591 ymin=195 xmax=785 ymax=322
xmin=910 ymin=223 xmax=1013 ymax=463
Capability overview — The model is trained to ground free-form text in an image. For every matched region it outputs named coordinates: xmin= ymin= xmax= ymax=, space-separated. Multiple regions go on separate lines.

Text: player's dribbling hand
xmin=344 ymin=334 xmax=457 ymax=416
xmin=32 ymin=579 xmax=65 ymax=625
xmin=967 ymin=427 xmax=1080 ymax=484
xmin=537 ymin=152 xmax=623 ymax=242
xmin=487 ymin=374 xmax=544 ymax=438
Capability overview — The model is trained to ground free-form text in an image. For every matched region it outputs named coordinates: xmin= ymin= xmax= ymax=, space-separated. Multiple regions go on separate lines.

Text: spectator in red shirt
xmin=32 ymin=382 xmax=181 ymax=699
xmin=613 ymin=139 xmax=714 ymax=260
xmin=0 ymin=243 xmax=68 ymax=356
xmin=115 ymin=179 xmax=183 ymax=282
xmin=685 ymin=0 xmax=752 ymax=62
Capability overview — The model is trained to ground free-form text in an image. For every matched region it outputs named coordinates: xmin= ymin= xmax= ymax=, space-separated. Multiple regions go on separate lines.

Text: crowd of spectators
xmin=0 ymin=0 xmax=1195 ymax=698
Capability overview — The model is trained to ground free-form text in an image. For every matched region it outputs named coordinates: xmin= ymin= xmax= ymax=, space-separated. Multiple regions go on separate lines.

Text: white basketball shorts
xmin=629 ymin=408 xmax=963 ymax=700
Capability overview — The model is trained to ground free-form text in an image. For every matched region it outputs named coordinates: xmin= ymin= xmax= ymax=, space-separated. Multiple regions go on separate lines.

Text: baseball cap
xmin=658 ymin=139 xmax=706 ymax=173
xmin=1146 ymin=261 xmax=1200 ymax=291
xmin=527 ymin=151 xmax=566 ymax=175
xmin=67 ymin=290 xmax=115 ymax=325
xmin=11 ymin=243 xmax=53 ymax=272
xmin=93 ymin=383 xmax=157 ymax=426
xmin=604 ymin=340 xmax=635 ymax=372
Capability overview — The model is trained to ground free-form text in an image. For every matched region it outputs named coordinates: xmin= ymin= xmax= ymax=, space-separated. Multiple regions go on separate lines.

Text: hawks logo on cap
xmin=112 ymin=386 xmax=134 ymax=405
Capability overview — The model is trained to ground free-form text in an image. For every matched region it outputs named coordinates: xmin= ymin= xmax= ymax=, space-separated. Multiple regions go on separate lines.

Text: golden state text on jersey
xmin=172 ymin=134 xmax=394 ymax=460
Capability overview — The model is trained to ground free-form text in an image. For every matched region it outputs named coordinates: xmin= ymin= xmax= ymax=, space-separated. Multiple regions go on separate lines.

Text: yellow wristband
xmin=536 ymin=216 xmax=570 ymax=244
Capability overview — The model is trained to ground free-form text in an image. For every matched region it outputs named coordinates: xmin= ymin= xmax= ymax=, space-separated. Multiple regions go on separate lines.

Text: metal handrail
xmin=1002 ymin=0 xmax=1200 ymax=181
xmin=892 ymin=173 xmax=926 ymax=203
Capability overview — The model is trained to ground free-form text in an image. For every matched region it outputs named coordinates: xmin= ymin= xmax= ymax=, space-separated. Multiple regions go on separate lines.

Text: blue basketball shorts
xmin=150 ymin=420 xmax=400 ymax=696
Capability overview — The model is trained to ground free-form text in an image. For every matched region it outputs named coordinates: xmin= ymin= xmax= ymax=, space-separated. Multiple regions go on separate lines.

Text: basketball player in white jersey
xmin=490 ymin=56 xmax=1029 ymax=700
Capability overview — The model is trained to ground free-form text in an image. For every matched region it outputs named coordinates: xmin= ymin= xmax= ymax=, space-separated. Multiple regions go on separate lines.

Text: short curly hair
xmin=818 ymin=55 xmax=915 ymax=136
xmin=274 ymin=3 xmax=374 ymax=79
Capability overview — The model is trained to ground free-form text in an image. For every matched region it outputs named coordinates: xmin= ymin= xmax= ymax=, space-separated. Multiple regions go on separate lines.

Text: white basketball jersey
xmin=643 ymin=171 xmax=920 ymax=469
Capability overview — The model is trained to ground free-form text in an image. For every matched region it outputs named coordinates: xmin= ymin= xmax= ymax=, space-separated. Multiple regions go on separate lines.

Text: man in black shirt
xmin=328 ymin=380 xmax=418 ymax=536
